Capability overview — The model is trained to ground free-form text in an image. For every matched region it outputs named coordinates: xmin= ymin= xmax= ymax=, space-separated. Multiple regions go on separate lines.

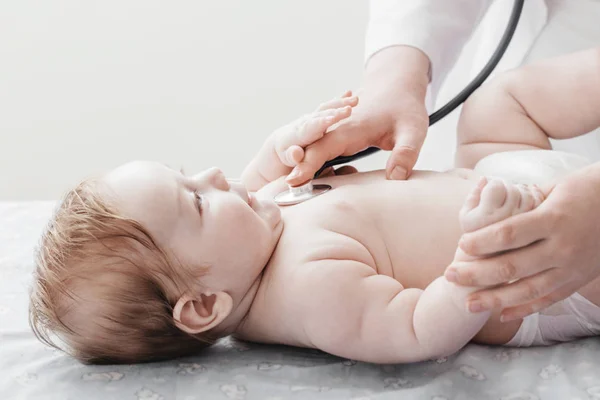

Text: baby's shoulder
xmin=239 ymin=258 xmax=372 ymax=347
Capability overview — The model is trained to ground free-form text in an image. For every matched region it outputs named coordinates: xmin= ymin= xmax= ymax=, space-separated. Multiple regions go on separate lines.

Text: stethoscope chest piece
xmin=273 ymin=181 xmax=332 ymax=206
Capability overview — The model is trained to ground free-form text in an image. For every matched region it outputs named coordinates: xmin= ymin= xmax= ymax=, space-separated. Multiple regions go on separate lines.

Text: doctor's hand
xmin=444 ymin=162 xmax=600 ymax=321
xmin=286 ymin=46 xmax=431 ymax=186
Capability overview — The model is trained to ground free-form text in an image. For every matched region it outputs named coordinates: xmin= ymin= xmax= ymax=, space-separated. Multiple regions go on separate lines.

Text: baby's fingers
xmin=282 ymin=145 xmax=305 ymax=167
xmin=316 ymin=91 xmax=358 ymax=111
xmin=275 ymin=97 xmax=357 ymax=162
xmin=300 ymin=105 xmax=353 ymax=144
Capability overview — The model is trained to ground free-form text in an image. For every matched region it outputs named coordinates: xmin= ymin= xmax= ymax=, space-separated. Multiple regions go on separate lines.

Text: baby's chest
xmin=279 ymin=191 xmax=461 ymax=289
xmin=278 ymin=200 xmax=386 ymax=270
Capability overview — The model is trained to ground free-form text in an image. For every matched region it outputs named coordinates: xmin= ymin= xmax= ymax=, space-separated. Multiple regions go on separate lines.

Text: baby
xmin=30 ymin=48 xmax=600 ymax=364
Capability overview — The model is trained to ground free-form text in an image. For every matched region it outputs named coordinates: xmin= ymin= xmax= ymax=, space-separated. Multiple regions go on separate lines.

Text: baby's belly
xmin=367 ymin=173 xmax=476 ymax=289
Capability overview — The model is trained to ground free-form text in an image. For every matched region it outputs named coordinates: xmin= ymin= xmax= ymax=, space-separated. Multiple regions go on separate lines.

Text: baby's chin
xmin=251 ymin=193 xmax=282 ymax=230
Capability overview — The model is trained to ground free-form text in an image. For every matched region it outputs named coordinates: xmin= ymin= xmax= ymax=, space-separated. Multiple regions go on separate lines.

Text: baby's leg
xmin=413 ymin=178 xmax=545 ymax=356
xmin=456 ymin=178 xmax=545 ymax=345
xmin=455 ymin=74 xmax=552 ymax=169
xmin=456 ymin=48 xmax=600 ymax=169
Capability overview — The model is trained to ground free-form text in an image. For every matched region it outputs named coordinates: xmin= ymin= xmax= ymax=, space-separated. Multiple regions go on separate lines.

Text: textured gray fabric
xmin=1 ymin=202 xmax=600 ymax=400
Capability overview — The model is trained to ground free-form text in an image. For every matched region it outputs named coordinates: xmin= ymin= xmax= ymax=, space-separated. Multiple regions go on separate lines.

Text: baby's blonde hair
xmin=29 ymin=178 xmax=215 ymax=364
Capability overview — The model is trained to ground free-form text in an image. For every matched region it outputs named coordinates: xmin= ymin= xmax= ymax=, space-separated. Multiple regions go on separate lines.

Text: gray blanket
xmin=1 ymin=202 xmax=599 ymax=400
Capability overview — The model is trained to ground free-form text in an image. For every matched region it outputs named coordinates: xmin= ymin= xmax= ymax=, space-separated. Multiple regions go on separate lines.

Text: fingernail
xmin=390 ymin=166 xmax=407 ymax=180
xmin=500 ymin=313 xmax=518 ymax=323
xmin=325 ymin=116 xmax=335 ymax=123
xmin=445 ymin=269 xmax=459 ymax=283
xmin=467 ymin=301 xmax=487 ymax=313
xmin=286 ymin=169 xmax=300 ymax=181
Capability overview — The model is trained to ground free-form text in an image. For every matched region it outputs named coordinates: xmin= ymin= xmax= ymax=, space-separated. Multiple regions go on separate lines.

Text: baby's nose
xmin=200 ymin=167 xmax=230 ymax=191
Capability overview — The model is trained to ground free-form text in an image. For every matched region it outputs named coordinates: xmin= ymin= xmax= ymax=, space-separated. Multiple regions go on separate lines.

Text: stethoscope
xmin=274 ymin=0 xmax=524 ymax=206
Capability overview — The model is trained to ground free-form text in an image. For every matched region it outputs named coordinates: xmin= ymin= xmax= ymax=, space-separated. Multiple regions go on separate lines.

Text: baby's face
xmin=103 ymin=161 xmax=283 ymax=295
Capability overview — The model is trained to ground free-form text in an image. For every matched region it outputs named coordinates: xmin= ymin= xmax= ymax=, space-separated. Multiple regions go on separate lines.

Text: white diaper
xmin=474 ymin=149 xmax=591 ymax=185
xmin=505 ymin=292 xmax=600 ymax=347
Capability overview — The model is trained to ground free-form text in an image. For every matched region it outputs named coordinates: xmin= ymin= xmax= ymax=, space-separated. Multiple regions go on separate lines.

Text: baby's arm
xmin=293 ymin=260 xmax=490 ymax=363
xmin=241 ymin=93 xmax=357 ymax=191
xmin=456 ymin=47 xmax=600 ymax=168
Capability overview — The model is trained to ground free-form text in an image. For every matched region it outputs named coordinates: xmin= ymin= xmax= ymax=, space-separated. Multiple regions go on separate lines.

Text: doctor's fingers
xmin=445 ymin=239 xmax=553 ymax=287
xmin=459 ymin=207 xmax=552 ymax=257
xmin=499 ymin=279 xmax=583 ymax=322
xmin=465 ymin=266 xmax=572 ymax=315
xmin=385 ymin=121 xmax=427 ymax=181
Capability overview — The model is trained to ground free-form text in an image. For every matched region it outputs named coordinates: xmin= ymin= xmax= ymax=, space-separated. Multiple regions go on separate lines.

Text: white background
xmin=0 ymin=0 xmax=522 ymax=200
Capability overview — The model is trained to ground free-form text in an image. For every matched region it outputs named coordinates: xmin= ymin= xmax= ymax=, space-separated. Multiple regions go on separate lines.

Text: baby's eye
xmin=194 ymin=192 xmax=204 ymax=213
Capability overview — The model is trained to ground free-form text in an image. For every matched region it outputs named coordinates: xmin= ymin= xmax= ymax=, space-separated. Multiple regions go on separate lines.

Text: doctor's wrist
xmin=364 ymin=45 xmax=430 ymax=96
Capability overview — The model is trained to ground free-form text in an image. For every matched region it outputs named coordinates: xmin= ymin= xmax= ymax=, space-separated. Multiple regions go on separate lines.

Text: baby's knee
xmin=457 ymin=72 xmax=517 ymax=146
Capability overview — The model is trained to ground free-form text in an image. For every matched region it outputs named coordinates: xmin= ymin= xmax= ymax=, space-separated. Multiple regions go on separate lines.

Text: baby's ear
xmin=173 ymin=291 xmax=233 ymax=334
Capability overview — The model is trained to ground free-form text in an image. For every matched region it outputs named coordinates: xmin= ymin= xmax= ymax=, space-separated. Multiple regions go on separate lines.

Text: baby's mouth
xmin=227 ymin=180 xmax=251 ymax=206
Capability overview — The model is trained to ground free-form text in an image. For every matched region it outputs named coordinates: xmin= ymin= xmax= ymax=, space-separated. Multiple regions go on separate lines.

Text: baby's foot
xmin=460 ymin=177 xmax=544 ymax=232
xmin=454 ymin=177 xmax=545 ymax=262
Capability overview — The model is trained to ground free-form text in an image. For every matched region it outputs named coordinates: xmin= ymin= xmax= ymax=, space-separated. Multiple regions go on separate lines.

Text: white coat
xmin=365 ymin=0 xmax=600 ymax=164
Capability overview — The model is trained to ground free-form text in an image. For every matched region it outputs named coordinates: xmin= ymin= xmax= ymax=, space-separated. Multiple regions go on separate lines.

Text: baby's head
xmin=29 ymin=161 xmax=282 ymax=364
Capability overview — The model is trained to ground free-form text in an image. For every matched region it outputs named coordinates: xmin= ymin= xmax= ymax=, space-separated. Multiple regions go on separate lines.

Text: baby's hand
xmin=273 ymin=91 xmax=358 ymax=167
xmin=241 ymin=91 xmax=358 ymax=191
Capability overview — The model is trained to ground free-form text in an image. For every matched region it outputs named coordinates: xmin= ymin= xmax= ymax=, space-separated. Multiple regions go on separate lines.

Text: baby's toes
xmin=479 ymin=179 xmax=508 ymax=213
xmin=518 ymin=183 xmax=546 ymax=212
xmin=532 ymin=184 xmax=545 ymax=207
xmin=459 ymin=178 xmax=486 ymax=231
xmin=515 ymin=184 xmax=536 ymax=213
xmin=461 ymin=179 xmax=518 ymax=232
xmin=460 ymin=177 xmax=486 ymax=215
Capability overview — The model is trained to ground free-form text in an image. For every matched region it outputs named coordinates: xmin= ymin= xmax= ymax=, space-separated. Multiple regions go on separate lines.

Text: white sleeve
xmin=365 ymin=0 xmax=495 ymax=96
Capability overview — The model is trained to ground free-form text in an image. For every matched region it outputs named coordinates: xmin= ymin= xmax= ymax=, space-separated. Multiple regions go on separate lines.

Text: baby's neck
xmin=215 ymin=230 xmax=283 ymax=338
xmin=214 ymin=272 xmax=264 ymax=337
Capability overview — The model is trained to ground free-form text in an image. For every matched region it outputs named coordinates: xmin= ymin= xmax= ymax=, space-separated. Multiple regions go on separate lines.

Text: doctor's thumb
xmin=386 ymin=131 xmax=424 ymax=181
